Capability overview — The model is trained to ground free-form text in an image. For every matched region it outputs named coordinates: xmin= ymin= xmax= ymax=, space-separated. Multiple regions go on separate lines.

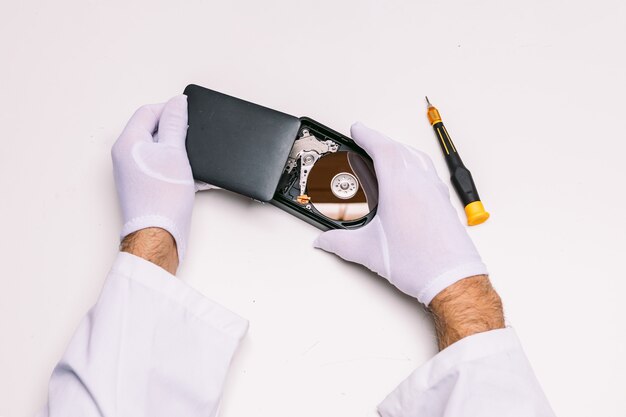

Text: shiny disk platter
xmin=278 ymin=124 xmax=378 ymax=229
xmin=306 ymin=151 xmax=378 ymax=221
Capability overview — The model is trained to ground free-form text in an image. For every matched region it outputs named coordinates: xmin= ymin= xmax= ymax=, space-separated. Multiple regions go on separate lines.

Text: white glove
xmin=314 ymin=123 xmax=487 ymax=305
xmin=112 ymin=95 xmax=195 ymax=262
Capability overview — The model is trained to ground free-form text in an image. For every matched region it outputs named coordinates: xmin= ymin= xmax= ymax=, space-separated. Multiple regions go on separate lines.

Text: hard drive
xmin=184 ymin=84 xmax=378 ymax=230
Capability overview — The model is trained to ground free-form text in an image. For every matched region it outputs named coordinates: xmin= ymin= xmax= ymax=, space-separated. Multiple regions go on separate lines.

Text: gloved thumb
xmin=157 ymin=95 xmax=188 ymax=148
xmin=313 ymin=218 xmax=388 ymax=276
xmin=313 ymin=228 xmax=345 ymax=252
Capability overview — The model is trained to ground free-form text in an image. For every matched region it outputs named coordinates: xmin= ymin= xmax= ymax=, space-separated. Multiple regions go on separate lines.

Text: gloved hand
xmin=314 ymin=123 xmax=487 ymax=305
xmin=112 ymin=95 xmax=194 ymax=263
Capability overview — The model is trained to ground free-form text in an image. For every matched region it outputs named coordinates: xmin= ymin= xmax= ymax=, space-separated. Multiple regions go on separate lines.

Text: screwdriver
xmin=426 ymin=97 xmax=489 ymax=226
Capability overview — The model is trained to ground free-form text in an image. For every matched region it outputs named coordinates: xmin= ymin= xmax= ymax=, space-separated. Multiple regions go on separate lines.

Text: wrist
xmin=120 ymin=215 xmax=187 ymax=263
xmin=429 ymin=275 xmax=505 ymax=350
xmin=120 ymin=227 xmax=179 ymax=275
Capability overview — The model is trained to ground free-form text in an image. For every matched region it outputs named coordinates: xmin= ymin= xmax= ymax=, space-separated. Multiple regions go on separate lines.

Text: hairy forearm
xmin=120 ymin=227 xmax=179 ymax=275
xmin=429 ymin=275 xmax=505 ymax=350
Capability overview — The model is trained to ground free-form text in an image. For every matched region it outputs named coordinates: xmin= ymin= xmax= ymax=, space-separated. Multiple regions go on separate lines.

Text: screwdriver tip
xmin=425 ymin=96 xmax=432 ymax=107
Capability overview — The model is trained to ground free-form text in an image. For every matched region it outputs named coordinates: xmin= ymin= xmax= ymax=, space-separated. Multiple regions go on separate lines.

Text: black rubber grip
xmin=432 ymin=122 xmax=481 ymax=206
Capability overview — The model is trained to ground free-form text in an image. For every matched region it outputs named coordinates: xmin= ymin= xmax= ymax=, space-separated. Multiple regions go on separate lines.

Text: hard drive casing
xmin=184 ymin=84 xmax=377 ymax=230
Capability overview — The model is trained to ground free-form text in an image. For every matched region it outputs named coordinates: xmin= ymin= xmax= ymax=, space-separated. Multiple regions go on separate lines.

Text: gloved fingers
xmin=350 ymin=122 xmax=424 ymax=182
xmin=347 ymin=152 xmax=378 ymax=210
xmin=352 ymin=122 xmax=439 ymax=176
xmin=123 ymin=103 xmax=165 ymax=140
xmin=112 ymin=103 xmax=165 ymax=160
xmin=402 ymin=146 xmax=453 ymax=197
xmin=350 ymin=122 xmax=394 ymax=156
xmin=405 ymin=145 xmax=436 ymax=171
xmin=157 ymin=95 xmax=188 ymax=148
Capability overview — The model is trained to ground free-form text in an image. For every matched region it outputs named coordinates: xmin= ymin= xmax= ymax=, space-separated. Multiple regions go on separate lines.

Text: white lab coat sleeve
xmin=39 ymin=252 xmax=249 ymax=417
xmin=378 ymin=327 xmax=556 ymax=417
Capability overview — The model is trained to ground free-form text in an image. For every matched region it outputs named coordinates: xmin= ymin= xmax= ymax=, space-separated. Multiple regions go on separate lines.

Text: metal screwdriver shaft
xmin=426 ymin=97 xmax=489 ymax=226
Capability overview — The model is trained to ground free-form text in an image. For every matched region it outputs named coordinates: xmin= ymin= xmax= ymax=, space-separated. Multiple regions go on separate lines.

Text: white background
xmin=1 ymin=0 xmax=625 ymax=416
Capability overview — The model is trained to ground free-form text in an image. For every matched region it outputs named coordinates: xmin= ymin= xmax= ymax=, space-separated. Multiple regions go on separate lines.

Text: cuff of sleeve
xmin=110 ymin=251 xmax=248 ymax=342
xmin=378 ymin=327 xmax=520 ymax=417
xmin=417 ymin=261 xmax=488 ymax=305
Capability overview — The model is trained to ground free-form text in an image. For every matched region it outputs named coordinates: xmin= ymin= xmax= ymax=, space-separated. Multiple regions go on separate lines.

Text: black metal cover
xmin=184 ymin=84 xmax=301 ymax=202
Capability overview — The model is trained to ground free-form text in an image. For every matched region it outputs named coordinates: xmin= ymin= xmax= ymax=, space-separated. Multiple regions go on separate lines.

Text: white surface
xmin=0 ymin=0 xmax=624 ymax=416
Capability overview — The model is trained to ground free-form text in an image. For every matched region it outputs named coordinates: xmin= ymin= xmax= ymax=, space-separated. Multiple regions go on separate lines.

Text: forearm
xmin=429 ymin=275 xmax=505 ymax=350
xmin=379 ymin=276 xmax=554 ymax=417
